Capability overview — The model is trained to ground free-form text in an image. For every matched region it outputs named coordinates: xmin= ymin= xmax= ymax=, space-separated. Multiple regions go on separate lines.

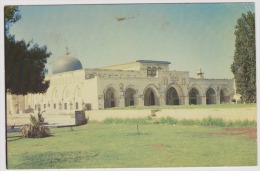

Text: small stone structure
xmin=75 ymin=110 xmax=87 ymax=125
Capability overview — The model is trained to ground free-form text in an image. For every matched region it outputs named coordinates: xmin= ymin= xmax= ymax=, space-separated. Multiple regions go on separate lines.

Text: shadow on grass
xmin=14 ymin=151 xmax=99 ymax=169
xmin=126 ymin=132 xmax=150 ymax=136
xmin=7 ymin=134 xmax=55 ymax=142
xmin=7 ymin=135 xmax=22 ymax=142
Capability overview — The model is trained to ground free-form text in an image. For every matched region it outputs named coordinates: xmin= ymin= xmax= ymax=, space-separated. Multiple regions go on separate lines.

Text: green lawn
xmin=7 ymin=123 xmax=257 ymax=169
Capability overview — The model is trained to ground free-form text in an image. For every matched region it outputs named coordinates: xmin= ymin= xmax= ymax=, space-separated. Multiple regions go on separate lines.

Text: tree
xmin=5 ymin=6 xmax=51 ymax=95
xmin=231 ymin=11 xmax=256 ymax=103
xmin=4 ymin=6 xmax=21 ymax=36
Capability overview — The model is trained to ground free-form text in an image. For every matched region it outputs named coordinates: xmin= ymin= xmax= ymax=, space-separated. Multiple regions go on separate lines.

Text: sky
xmin=8 ymin=2 xmax=255 ymax=79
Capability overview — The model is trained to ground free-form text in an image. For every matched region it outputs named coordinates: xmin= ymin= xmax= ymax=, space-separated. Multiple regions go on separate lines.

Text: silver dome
xmin=52 ymin=54 xmax=83 ymax=74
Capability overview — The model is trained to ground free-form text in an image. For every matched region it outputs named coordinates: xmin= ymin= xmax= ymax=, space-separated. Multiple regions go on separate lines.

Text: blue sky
xmin=9 ymin=3 xmax=255 ymax=78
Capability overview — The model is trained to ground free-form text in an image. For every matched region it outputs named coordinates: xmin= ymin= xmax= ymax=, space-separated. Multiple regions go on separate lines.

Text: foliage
xmin=103 ymin=116 xmax=256 ymax=127
xmin=4 ymin=6 xmax=51 ymax=95
xmin=4 ymin=6 xmax=21 ymax=36
xmin=37 ymin=109 xmax=45 ymax=123
xmin=231 ymin=11 xmax=256 ymax=103
xmin=20 ymin=124 xmax=50 ymax=138
xmin=20 ymin=115 xmax=50 ymax=138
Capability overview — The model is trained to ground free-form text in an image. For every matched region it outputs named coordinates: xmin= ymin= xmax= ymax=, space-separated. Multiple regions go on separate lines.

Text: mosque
xmin=6 ymin=53 xmax=235 ymax=114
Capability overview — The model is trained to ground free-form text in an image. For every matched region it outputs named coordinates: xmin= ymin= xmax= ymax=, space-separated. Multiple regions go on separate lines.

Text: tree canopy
xmin=5 ymin=6 xmax=51 ymax=95
xmin=231 ymin=11 xmax=256 ymax=103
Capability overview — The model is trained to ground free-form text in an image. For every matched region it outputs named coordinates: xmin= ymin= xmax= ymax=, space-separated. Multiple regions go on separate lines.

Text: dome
xmin=52 ymin=54 xmax=83 ymax=74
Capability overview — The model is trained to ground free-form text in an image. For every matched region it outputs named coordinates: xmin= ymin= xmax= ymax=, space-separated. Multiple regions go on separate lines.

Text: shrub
xmin=37 ymin=109 xmax=45 ymax=123
xmin=20 ymin=114 xmax=50 ymax=138
xmin=102 ymin=116 xmax=256 ymax=127
xmin=159 ymin=117 xmax=177 ymax=125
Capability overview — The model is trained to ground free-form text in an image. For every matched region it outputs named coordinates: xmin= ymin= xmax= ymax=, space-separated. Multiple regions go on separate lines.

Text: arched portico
xmin=206 ymin=87 xmax=216 ymax=104
xmin=166 ymin=87 xmax=179 ymax=105
xmin=143 ymin=86 xmax=159 ymax=106
xmin=220 ymin=87 xmax=230 ymax=103
xmin=189 ymin=87 xmax=201 ymax=105
xmin=165 ymin=83 xmax=185 ymax=105
xmin=124 ymin=88 xmax=136 ymax=107
xmin=104 ymin=87 xmax=117 ymax=108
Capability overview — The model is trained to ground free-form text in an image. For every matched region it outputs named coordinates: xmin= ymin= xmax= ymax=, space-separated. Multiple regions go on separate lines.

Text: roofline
xmin=136 ymin=60 xmax=171 ymax=64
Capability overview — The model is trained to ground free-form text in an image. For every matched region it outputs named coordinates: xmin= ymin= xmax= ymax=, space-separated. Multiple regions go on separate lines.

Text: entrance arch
xmin=104 ymin=87 xmax=117 ymax=108
xmin=166 ymin=87 xmax=179 ymax=105
xmin=189 ymin=88 xmax=201 ymax=105
xmin=220 ymin=87 xmax=230 ymax=103
xmin=144 ymin=87 xmax=158 ymax=106
xmin=125 ymin=88 xmax=136 ymax=107
xmin=206 ymin=87 xmax=216 ymax=104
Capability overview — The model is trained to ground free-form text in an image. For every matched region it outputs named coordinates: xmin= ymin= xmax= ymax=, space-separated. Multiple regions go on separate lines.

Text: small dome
xmin=52 ymin=54 xmax=83 ymax=74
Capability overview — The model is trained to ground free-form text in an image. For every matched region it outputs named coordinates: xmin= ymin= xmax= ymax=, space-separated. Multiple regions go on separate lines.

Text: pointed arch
xmin=62 ymin=86 xmax=69 ymax=99
xmin=143 ymin=84 xmax=160 ymax=106
xmin=189 ymin=87 xmax=201 ymax=105
xmin=165 ymin=83 xmax=184 ymax=105
xmin=166 ymin=87 xmax=179 ymax=105
xmin=206 ymin=87 xmax=216 ymax=104
xmin=220 ymin=86 xmax=231 ymax=103
xmin=104 ymin=86 xmax=117 ymax=108
xmin=124 ymin=87 xmax=136 ymax=107
xmin=51 ymin=87 xmax=58 ymax=101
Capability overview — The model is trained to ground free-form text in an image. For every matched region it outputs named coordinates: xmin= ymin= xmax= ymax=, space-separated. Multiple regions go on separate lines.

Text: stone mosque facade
xmin=6 ymin=54 xmax=235 ymax=114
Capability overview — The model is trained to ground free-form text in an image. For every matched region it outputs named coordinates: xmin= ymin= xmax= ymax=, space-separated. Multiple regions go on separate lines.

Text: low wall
xmin=7 ymin=107 xmax=257 ymax=126
xmin=86 ymin=107 xmax=257 ymax=121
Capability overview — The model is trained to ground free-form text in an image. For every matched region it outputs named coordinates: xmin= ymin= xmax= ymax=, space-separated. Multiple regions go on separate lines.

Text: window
xmin=76 ymin=102 xmax=79 ymax=109
xmin=147 ymin=67 xmax=157 ymax=77
xmin=44 ymin=104 xmax=46 ymax=109
xmin=54 ymin=103 xmax=56 ymax=109
xmin=64 ymin=103 xmax=67 ymax=110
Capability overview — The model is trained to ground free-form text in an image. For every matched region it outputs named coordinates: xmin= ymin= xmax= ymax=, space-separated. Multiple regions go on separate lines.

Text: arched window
xmin=147 ymin=67 xmax=157 ymax=77
xmin=152 ymin=67 xmax=157 ymax=77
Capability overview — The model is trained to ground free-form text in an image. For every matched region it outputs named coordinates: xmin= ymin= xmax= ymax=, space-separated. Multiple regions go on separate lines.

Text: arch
xmin=206 ymin=87 xmax=216 ymax=104
xmin=143 ymin=85 xmax=160 ymax=106
xmin=74 ymin=85 xmax=82 ymax=99
xmin=220 ymin=87 xmax=231 ymax=103
xmin=62 ymin=86 xmax=69 ymax=99
xmin=165 ymin=83 xmax=185 ymax=105
xmin=166 ymin=87 xmax=179 ymax=105
xmin=104 ymin=86 xmax=117 ymax=108
xmin=73 ymin=85 xmax=83 ymax=110
xmin=189 ymin=87 xmax=201 ymax=105
xmin=124 ymin=88 xmax=136 ymax=107
xmin=51 ymin=88 xmax=58 ymax=101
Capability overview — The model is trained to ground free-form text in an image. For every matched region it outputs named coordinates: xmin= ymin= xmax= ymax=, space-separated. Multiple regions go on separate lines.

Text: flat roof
xmin=136 ymin=60 xmax=171 ymax=64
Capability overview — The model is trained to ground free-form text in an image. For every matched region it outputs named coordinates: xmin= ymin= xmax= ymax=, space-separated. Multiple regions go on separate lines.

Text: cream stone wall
xmin=189 ymin=78 xmax=234 ymax=104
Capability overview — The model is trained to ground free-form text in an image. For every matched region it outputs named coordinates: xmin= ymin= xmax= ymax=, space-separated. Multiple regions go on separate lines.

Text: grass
xmin=7 ymin=121 xmax=257 ymax=169
xmin=102 ymin=116 xmax=257 ymax=127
